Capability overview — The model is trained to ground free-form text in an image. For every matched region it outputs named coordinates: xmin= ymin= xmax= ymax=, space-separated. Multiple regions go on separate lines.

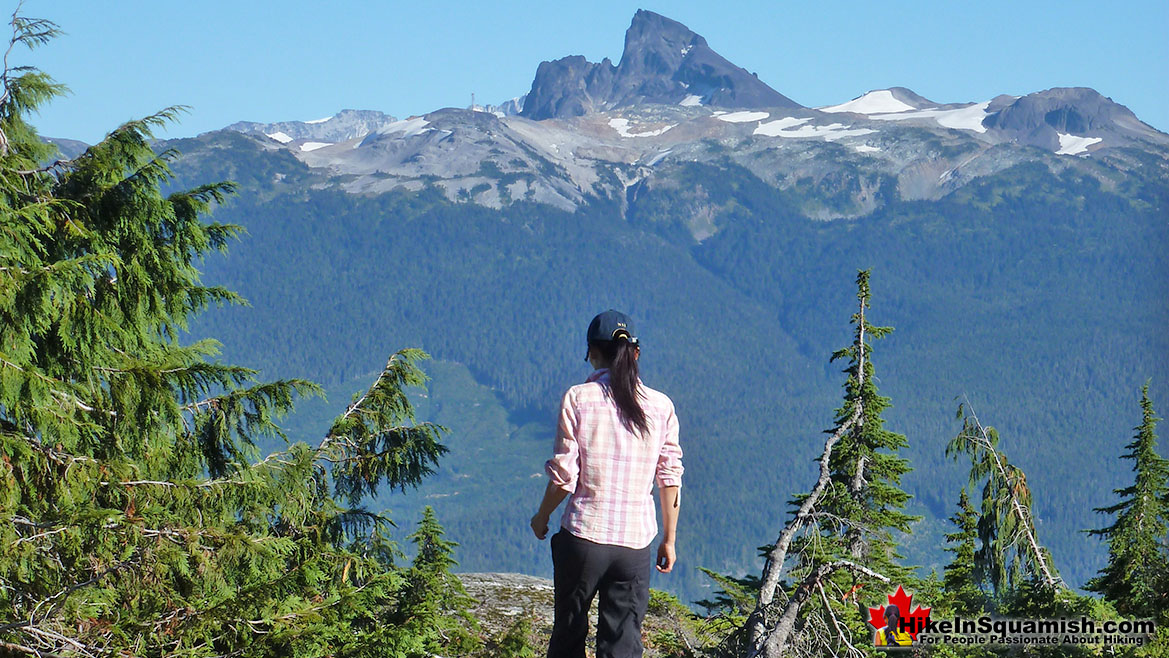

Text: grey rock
xmin=485 ymin=95 xmax=527 ymax=117
xmin=983 ymin=87 xmax=1163 ymax=150
xmin=521 ymin=10 xmax=799 ymax=120
xmin=226 ymin=109 xmax=398 ymax=144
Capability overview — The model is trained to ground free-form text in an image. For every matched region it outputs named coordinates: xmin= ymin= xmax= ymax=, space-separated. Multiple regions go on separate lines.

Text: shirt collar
xmin=587 ymin=368 xmax=610 ymax=383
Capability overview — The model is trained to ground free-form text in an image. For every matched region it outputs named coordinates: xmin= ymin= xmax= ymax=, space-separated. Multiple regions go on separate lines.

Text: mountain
xmin=520 ymin=10 xmax=800 ymax=120
xmin=44 ymin=136 xmax=89 ymax=159
xmin=484 ymin=94 xmax=527 ymax=117
xmin=819 ymin=87 xmax=944 ymax=114
xmin=226 ymin=108 xmax=398 ymax=147
xmin=982 ymin=87 xmax=1161 ymax=152
xmin=157 ymin=10 xmax=1169 ymax=607
xmin=218 ymin=27 xmax=1168 ymax=221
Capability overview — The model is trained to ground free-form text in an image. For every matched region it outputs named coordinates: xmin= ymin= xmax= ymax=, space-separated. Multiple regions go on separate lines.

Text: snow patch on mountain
xmin=820 ymin=90 xmax=916 ymax=115
xmin=717 ymin=111 xmax=770 ymax=123
xmin=300 ymin=142 xmax=332 ymax=152
xmin=755 ymin=119 xmax=876 ymax=141
xmin=753 ymin=117 xmax=810 ymax=135
xmin=869 ymin=102 xmax=991 ymax=133
xmin=608 ymin=118 xmax=675 ymax=137
xmin=377 ymin=117 xmax=432 ymax=138
xmin=305 ymin=116 xmax=333 ymax=124
xmin=266 ymin=131 xmax=293 ymax=144
xmin=679 ymin=94 xmax=703 ymax=107
xmin=1056 ymin=133 xmax=1102 ymax=155
xmin=853 ymin=144 xmax=881 ymax=153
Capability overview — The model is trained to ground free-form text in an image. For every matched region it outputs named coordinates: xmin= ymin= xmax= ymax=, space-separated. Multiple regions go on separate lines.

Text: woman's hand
xmin=532 ymin=482 xmax=569 ymax=540
xmin=530 ymin=512 xmax=550 ymax=540
xmin=655 ymin=541 xmax=676 ymax=573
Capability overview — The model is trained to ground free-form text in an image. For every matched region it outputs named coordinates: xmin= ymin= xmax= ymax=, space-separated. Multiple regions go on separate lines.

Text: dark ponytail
xmin=592 ymin=338 xmax=648 ymax=435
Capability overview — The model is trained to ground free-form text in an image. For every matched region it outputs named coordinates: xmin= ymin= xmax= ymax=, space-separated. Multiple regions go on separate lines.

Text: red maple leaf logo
xmin=867 ymin=585 xmax=931 ymax=641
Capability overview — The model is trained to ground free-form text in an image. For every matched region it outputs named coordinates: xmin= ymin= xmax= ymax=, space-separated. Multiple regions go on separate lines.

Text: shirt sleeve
xmin=655 ymin=401 xmax=683 ymax=488
xmin=544 ymin=389 xmax=580 ymax=493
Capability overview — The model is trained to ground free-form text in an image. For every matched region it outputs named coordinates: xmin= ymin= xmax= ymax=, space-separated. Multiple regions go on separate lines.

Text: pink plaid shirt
xmin=545 ymin=369 xmax=683 ymax=549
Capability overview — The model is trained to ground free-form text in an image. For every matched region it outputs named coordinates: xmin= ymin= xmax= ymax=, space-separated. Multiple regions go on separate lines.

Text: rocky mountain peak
xmin=225 ymin=109 xmax=398 ymax=144
xmin=983 ymin=87 xmax=1160 ymax=151
xmin=618 ymin=9 xmax=706 ymax=75
xmin=520 ymin=10 xmax=800 ymax=120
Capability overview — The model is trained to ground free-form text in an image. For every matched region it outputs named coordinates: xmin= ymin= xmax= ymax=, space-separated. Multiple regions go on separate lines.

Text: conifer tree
xmin=942 ymin=488 xmax=987 ymax=614
xmin=0 ymin=11 xmax=464 ymax=657
xmin=1086 ymin=383 xmax=1169 ymax=622
xmin=947 ymin=405 xmax=1062 ymax=597
xmin=820 ymin=270 xmax=917 ymax=572
xmin=743 ymin=270 xmax=920 ymax=657
xmin=782 ymin=269 xmax=919 ymax=651
xmin=390 ymin=506 xmax=481 ymax=656
xmin=411 ymin=505 xmax=461 ymax=574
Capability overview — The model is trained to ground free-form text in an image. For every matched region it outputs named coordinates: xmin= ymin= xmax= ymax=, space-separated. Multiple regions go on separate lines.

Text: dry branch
xmin=744 ymin=287 xmax=869 ymax=656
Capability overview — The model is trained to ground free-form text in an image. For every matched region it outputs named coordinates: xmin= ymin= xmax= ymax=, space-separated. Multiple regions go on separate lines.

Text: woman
xmin=530 ymin=309 xmax=684 ymax=658
xmin=875 ymin=605 xmax=913 ymax=647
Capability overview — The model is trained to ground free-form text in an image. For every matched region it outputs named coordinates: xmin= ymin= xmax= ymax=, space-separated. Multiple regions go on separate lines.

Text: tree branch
xmin=746 ymin=286 xmax=868 ymax=654
xmin=762 ymin=561 xmax=889 ymax=658
xmin=960 ymin=402 xmax=1061 ymax=589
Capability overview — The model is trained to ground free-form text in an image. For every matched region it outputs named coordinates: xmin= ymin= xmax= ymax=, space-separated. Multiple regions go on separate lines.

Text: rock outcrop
xmin=520 ymin=10 xmax=799 ymax=120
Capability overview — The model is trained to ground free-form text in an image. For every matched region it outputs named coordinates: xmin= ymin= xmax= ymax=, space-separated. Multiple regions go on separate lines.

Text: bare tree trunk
xmin=745 ymin=292 xmax=868 ymax=656
xmin=964 ymin=410 xmax=1062 ymax=589
xmin=762 ymin=561 xmax=890 ymax=658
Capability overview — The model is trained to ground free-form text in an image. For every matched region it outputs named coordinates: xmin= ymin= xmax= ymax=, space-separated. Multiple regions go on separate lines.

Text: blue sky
xmin=24 ymin=0 xmax=1169 ymax=143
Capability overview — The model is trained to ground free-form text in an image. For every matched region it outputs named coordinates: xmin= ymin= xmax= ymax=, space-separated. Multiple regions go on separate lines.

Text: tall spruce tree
xmin=820 ymin=270 xmax=917 ymax=572
xmin=1086 ymin=384 xmax=1169 ymax=622
xmin=941 ymin=488 xmax=987 ymax=614
xmin=804 ymin=269 xmax=919 ymax=647
xmin=0 ymin=11 xmax=466 ymax=657
xmin=743 ymin=271 xmax=920 ymax=657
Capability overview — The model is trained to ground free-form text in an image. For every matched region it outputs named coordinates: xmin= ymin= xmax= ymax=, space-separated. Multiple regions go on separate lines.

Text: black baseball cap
xmin=585 ymin=309 xmax=639 ymax=362
xmin=587 ymin=309 xmax=639 ymax=344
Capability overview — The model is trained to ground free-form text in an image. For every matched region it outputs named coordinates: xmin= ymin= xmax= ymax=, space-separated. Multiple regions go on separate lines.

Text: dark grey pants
xmin=548 ymin=529 xmax=653 ymax=658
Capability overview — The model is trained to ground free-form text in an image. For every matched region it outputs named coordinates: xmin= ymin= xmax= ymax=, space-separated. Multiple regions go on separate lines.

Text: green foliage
xmin=994 ymin=583 xmax=1118 ymax=657
xmin=487 ymin=616 xmax=539 ymax=658
xmin=644 ymin=589 xmax=719 ymax=657
xmin=328 ymin=350 xmax=448 ymax=506
xmin=694 ymin=567 xmax=759 ymax=620
xmin=942 ymin=488 xmax=988 ymax=614
xmin=780 ymin=271 xmax=921 ymax=652
xmin=1137 ymin=627 xmax=1169 ymax=658
xmin=1085 ymin=384 xmax=1169 ymax=623
xmin=0 ymin=11 xmax=475 ymax=657
xmin=947 ymin=405 xmax=1063 ymax=598
xmin=390 ymin=506 xmax=481 ymax=656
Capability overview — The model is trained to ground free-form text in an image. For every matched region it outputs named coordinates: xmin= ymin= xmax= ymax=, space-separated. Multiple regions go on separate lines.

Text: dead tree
xmin=744 ymin=277 xmax=895 ymax=657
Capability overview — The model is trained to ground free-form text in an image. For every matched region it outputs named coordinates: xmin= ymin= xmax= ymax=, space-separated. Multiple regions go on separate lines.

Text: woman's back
xmin=532 ymin=309 xmax=683 ymax=658
xmin=550 ymin=371 xmax=682 ymax=549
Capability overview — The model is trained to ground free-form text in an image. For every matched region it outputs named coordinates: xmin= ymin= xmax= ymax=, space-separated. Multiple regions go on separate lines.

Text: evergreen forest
xmin=1 ymin=9 xmax=1166 ymax=657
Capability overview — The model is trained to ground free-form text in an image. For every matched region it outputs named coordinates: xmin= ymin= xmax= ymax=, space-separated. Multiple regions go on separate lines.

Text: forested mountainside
xmin=147 ymin=9 xmax=1169 ymax=609
xmin=168 ymin=125 xmax=1168 ymax=604
xmin=8 ymin=5 xmax=1168 ymax=655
